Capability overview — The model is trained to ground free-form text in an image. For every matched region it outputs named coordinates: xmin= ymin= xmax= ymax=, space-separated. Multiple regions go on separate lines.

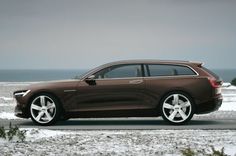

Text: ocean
xmin=0 ymin=69 xmax=235 ymax=82
xmin=0 ymin=69 xmax=88 ymax=82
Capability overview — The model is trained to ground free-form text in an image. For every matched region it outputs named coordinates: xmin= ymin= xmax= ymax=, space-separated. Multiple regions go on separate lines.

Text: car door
xmin=74 ymin=64 xmax=150 ymax=112
xmin=143 ymin=63 xmax=198 ymax=108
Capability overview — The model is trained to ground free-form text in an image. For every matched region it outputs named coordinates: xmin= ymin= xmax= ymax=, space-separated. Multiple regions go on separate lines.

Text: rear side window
xmin=147 ymin=64 xmax=196 ymax=76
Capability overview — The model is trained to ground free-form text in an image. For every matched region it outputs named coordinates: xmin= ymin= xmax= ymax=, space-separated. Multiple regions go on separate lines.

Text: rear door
xmin=143 ymin=64 xmax=199 ymax=108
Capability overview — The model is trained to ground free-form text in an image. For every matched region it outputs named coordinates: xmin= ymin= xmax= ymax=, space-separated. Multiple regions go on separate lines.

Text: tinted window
xmin=94 ymin=64 xmax=142 ymax=79
xmin=148 ymin=64 xmax=196 ymax=76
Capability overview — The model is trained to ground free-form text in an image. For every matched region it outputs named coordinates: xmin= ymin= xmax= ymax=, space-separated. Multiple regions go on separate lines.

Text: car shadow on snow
xmin=58 ymin=119 xmax=169 ymax=126
xmin=12 ymin=118 xmax=224 ymax=129
xmin=57 ymin=119 xmax=219 ymax=126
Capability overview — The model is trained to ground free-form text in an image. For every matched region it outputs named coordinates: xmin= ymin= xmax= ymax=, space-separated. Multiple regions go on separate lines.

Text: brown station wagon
xmin=14 ymin=60 xmax=223 ymax=125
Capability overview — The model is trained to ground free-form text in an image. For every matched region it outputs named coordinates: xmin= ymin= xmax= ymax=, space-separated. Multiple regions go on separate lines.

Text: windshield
xmin=74 ymin=69 xmax=91 ymax=79
xmin=77 ymin=63 xmax=110 ymax=79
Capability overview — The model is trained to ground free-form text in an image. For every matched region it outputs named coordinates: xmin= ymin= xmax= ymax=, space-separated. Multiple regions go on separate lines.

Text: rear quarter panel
xmin=144 ymin=76 xmax=213 ymax=108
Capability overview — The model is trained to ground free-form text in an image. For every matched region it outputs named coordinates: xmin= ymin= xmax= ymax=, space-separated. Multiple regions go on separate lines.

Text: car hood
xmin=23 ymin=79 xmax=80 ymax=91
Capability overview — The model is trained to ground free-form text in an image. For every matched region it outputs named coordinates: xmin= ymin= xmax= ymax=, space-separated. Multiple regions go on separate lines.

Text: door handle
xmin=129 ymin=79 xmax=143 ymax=84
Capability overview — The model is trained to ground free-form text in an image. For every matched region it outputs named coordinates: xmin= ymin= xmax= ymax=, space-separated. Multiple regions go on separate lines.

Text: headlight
xmin=14 ymin=90 xmax=31 ymax=97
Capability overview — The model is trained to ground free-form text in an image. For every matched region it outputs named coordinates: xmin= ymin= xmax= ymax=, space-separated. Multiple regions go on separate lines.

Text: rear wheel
xmin=160 ymin=92 xmax=195 ymax=125
xmin=29 ymin=94 xmax=61 ymax=126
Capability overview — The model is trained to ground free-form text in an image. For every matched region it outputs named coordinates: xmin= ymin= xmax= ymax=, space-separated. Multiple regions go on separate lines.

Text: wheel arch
xmin=157 ymin=88 xmax=196 ymax=113
xmin=26 ymin=90 xmax=66 ymax=117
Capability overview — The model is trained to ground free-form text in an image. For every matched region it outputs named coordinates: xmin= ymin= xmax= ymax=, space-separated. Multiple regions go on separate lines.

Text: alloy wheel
xmin=161 ymin=93 xmax=193 ymax=124
xmin=30 ymin=95 xmax=57 ymax=124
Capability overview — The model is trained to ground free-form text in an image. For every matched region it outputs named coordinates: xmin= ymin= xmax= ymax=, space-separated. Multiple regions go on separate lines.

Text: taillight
xmin=208 ymin=78 xmax=222 ymax=95
xmin=208 ymin=78 xmax=220 ymax=88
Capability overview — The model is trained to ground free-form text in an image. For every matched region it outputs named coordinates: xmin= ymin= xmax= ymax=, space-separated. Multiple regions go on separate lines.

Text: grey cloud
xmin=0 ymin=0 xmax=235 ymax=69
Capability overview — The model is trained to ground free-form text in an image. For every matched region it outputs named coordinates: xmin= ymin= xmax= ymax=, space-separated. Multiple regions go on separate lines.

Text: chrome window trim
xmin=82 ymin=63 xmax=199 ymax=81
xmin=93 ymin=77 xmax=144 ymax=81
xmin=143 ymin=74 xmax=199 ymax=79
xmin=92 ymin=75 xmax=199 ymax=81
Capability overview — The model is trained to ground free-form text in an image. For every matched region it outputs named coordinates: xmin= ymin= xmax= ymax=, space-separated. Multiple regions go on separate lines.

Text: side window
xmin=148 ymin=64 xmax=196 ymax=76
xmin=94 ymin=64 xmax=142 ymax=79
xmin=174 ymin=65 xmax=196 ymax=75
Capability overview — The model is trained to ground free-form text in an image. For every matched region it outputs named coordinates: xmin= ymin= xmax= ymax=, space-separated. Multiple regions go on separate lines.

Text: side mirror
xmin=85 ymin=75 xmax=96 ymax=85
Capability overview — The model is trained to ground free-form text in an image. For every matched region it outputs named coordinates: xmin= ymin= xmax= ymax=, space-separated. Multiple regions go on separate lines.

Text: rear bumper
xmin=196 ymin=94 xmax=223 ymax=114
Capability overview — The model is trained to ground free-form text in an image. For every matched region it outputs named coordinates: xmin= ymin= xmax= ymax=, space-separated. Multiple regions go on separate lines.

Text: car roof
xmin=103 ymin=59 xmax=202 ymax=66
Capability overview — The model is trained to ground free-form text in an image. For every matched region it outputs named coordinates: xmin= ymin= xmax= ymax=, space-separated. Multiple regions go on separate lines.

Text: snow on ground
xmin=221 ymin=84 xmax=236 ymax=111
xmin=0 ymin=97 xmax=15 ymax=106
xmin=0 ymin=112 xmax=20 ymax=120
xmin=24 ymin=128 xmax=74 ymax=141
xmin=0 ymin=82 xmax=236 ymax=155
xmin=0 ymin=129 xmax=236 ymax=156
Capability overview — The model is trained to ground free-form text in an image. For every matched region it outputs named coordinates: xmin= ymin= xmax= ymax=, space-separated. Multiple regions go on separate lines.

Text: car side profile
xmin=14 ymin=60 xmax=223 ymax=126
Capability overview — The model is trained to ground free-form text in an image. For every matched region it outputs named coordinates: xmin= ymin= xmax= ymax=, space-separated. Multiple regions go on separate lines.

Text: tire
xmin=29 ymin=93 xmax=61 ymax=126
xmin=160 ymin=92 xmax=195 ymax=125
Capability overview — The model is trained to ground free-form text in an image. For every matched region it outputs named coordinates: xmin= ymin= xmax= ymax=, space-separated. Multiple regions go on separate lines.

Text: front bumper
xmin=14 ymin=104 xmax=29 ymax=118
xmin=13 ymin=89 xmax=32 ymax=119
xmin=14 ymin=97 xmax=30 ymax=119
xmin=196 ymin=94 xmax=223 ymax=114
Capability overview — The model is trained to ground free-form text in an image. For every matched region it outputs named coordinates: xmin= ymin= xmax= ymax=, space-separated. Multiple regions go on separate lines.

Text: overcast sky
xmin=0 ymin=0 xmax=235 ymax=69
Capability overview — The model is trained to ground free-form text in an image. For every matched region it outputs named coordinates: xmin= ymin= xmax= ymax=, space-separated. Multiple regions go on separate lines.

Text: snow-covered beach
xmin=0 ymin=129 xmax=235 ymax=156
xmin=0 ymin=82 xmax=236 ymax=155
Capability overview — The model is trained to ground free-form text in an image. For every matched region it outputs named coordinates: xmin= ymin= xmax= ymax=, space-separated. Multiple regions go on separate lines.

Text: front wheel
xmin=160 ymin=92 xmax=195 ymax=125
xmin=29 ymin=94 xmax=61 ymax=126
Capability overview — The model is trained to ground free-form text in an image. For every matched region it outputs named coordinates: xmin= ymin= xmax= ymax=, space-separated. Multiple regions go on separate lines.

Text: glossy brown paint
xmin=14 ymin=60 xmax=223 ymax=120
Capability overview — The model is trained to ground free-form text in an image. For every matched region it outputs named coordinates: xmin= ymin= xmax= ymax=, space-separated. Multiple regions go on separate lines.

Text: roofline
xmin=81 ymin=59 xmax=203 ymax=80
xmin=104 ymin=59 xmax=202 ymax=65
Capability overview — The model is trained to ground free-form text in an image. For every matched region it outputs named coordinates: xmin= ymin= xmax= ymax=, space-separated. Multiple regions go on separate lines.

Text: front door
xmin=75 ymin=64 xmax=149 ymax=111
